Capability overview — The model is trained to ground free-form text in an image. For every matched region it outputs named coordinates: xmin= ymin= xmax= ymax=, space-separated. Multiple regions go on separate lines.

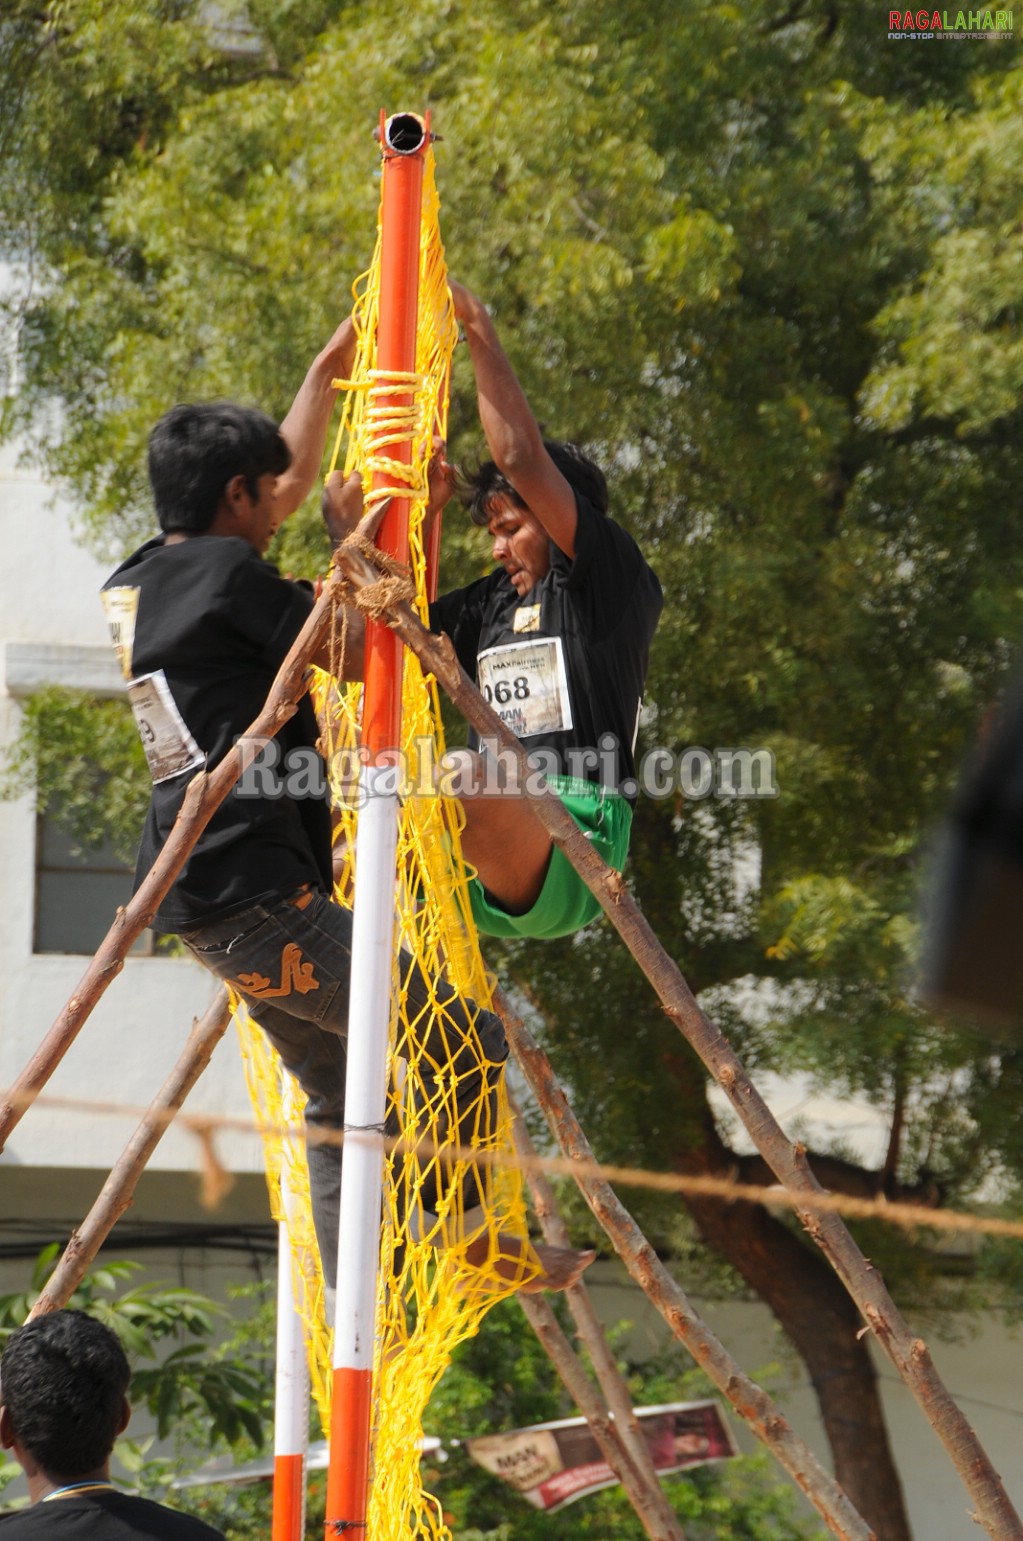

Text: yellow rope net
xmin=237 ymin=145 xmax=534 ymax=1538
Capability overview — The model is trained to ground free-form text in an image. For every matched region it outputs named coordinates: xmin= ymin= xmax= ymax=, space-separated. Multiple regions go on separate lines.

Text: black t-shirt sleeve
xmin=223 ymin=554 xmax=314 ymax=668
xmin=430 ymin=582 xmax=478 ymax=640
xmin=430 ymin=577 xmax=489 ymax=679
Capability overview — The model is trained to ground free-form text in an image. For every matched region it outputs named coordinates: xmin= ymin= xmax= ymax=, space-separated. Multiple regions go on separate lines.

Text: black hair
xmin=463 ymin=440 xmax=608 ymax=526
xmin=148 ymin=402 xmax=291 ymax=534
xmin=0 ymin=1310 xmax=130 ymax=1479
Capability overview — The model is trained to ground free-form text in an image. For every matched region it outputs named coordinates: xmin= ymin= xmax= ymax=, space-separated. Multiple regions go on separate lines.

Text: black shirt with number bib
xmin=429 ymin=490 xmax=662 ymax=799
xmin=101 ymin=536 xmax=332 ymax=932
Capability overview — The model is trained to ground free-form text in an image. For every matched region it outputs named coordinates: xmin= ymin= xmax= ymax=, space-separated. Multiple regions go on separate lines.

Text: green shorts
xmin=468 ymin=776 xmax=633 ymax=941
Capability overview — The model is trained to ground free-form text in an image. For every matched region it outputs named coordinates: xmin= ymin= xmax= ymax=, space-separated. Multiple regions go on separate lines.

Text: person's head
xmin=0 ymin=1311 xmax=131 ymax=1481
xmin=464 ymin=440 xmax=608 ymax=528
xmin=463 ymin=441 xmax=608 ymax=598
xmin=148 ymin=402 xmax=291 ymax=540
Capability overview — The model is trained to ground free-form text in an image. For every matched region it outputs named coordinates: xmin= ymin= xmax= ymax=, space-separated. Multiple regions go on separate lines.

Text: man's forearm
xmin=277 ymin=318 xmax=357 ymax=519
xmin=457 ymin=294 xmax=546 ymax=480
xmin=452 ymin=282 xmax=577 ymax=553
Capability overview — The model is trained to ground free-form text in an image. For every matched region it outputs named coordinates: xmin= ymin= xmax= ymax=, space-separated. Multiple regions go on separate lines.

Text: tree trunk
xmin=500 ymin=991 xmax=877 ymax=1541
xmin=683 ymin=1185 xmax=911 ymax=1541
xmin=649 ymin=1021 xmax=913 ymax=1539
xmin=629 ymin=787 xmax=918 ymax=1541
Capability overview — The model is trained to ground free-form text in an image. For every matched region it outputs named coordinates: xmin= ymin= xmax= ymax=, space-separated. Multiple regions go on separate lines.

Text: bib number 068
xmin=483 ymin=676 xmax=531 ymax=706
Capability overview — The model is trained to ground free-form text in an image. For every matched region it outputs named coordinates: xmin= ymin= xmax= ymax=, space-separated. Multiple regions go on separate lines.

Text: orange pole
xmin=273 ymin=1083 xmax=308 ymax=1541
xmin=271 ymin=1454 xmax=305 ymax=1541
xmin=362 ymin=109 xmax=429 ymax=758
xmin=324 ymin=109 xmax=429 ymax=1541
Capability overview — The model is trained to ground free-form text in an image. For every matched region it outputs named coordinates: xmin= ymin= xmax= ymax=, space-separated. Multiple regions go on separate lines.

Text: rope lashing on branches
xmin=330 ymin=534 xmax=415 ymax=622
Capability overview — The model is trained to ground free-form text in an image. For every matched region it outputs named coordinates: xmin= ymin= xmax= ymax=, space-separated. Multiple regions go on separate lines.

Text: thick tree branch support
xmin=500 ymin=993 xmax=874 ymax=1541
xmin=27 ymin=987 xmax=233 ymax=1318
xmin=336 ymin=543 xmax=1022 ymax=1541
xmin=511 ymin=1100 xmax=688 ymax=1541
xmin=517 ymin=1291 xmax=687 ymax=1540
xmin=0 ymin=572 xmax=346 ymax=1153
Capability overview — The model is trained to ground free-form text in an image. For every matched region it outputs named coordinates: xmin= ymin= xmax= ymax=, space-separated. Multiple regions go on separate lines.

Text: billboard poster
xmin=465 ymin=1400 xmax=736 ymax=1513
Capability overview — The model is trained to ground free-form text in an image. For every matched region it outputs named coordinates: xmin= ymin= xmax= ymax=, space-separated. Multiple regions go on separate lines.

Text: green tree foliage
xmin=0 ymin=1253 xmax=820 ymax=1538
xmin=5 ymin=1 xmax=1023 ymax=1530
xmin=0 ymin=1249 xmax=272 ymax=1501
xmin=0 ymin=688 xmax=149 ymax=862
xmin=426 ymin=1298 xmax=823 ymax=1540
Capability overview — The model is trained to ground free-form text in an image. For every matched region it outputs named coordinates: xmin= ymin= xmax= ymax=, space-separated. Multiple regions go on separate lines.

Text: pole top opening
xmin=383 ymin=112 xmax=427 ymax=155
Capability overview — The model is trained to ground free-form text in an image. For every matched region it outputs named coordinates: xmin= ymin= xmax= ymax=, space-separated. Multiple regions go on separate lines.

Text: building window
xmin=34 ymin=808 xmax=166 ymax=956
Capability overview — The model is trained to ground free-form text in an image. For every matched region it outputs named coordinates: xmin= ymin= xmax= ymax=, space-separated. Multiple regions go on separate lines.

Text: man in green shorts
xmin=425 ymin=282 xmax=663 ymax=939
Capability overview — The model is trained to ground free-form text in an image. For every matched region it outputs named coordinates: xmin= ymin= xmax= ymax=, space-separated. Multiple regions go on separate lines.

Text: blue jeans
xmin=180 ymin=887 xmax=508 ymax=1289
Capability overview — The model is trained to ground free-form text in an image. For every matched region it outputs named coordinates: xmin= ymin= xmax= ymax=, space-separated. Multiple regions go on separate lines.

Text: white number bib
xmin=127 ymin=670 xmax=205 ymax=784
xmin=101 ymin=586 xmax=140 ymax=681
xmin=476 ymin=637 xmax=573 ymax=738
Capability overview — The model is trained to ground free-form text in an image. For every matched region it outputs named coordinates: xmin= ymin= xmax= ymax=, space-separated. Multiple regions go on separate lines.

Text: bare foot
xmin=462 ymin=1233 xmax=595 ymax=1294
xmin=520 ymin=1242 xmax=596 ymax=1294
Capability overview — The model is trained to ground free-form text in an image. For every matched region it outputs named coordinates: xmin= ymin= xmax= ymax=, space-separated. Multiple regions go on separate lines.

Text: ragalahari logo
xmin=889 ymin=8 xmax=1014 ymax=36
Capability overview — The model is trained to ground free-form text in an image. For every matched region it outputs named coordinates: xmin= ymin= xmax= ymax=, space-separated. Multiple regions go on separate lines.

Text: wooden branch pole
xmin=511 ymin=1102 xmax=688 ymax=1541
xmin=335 ymin=545 xmax=1023 ymax=1541
xmin=27 ymin=987 xmax=233 ymax=1318
xmin=516 ymin=1290 xmax=688 ymax=1539
xmin=0 ymin=570 xmax=346 ymax=1153
xmin=502 ymin=995 xmax=874 ymax=1541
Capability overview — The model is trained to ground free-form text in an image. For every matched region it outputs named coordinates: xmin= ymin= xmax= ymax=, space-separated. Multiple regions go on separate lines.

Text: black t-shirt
xmin=0 ymin=1492 xmax=225 ymax=1541
xmin=102 ymin=535 xmax=332 ymax=931
xmin=429 ymin=493 xmax=662 ymax=796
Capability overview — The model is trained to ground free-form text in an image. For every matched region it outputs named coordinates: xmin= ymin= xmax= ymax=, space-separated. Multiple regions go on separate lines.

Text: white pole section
xmin=272 ymin=1080 xmax=309 ymax=1541
xmin=326 ymin=766 xmax=401 ymax=1530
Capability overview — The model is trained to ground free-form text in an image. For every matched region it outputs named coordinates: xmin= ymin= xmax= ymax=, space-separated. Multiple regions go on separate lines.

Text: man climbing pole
xmin=101 ymin=317 xmax=592 ymax=1301
xmin=428 ymin=280 xmax=663 ymax=938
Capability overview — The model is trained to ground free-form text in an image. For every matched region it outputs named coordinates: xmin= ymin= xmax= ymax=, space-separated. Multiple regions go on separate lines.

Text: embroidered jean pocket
xmin=184 ymin=910 xmax=275 ymax=960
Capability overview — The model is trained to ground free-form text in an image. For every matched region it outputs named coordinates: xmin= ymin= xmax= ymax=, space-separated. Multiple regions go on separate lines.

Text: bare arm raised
xmin=449 ymin=282 xmax=578 ymax=558
xmin=275 ymin=317 xmax=357 ymax=521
